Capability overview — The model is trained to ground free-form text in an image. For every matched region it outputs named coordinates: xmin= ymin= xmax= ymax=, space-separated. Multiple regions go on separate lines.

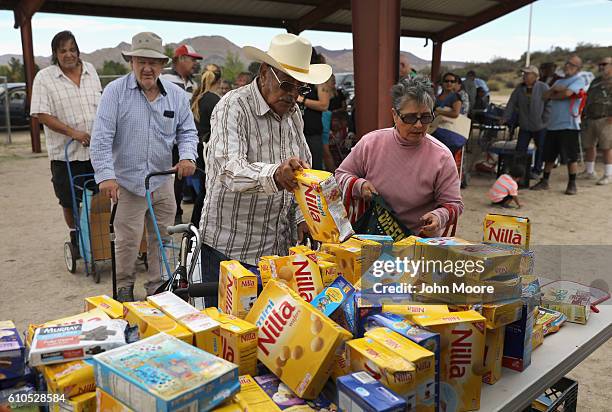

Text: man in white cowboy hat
xmin=198 ymin=33 xmax=331 ymax=305
xmin=90 ymin=32 xmax=198 ymax=302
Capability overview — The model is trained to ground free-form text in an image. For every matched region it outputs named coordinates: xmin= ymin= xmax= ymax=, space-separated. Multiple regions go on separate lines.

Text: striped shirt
xmin=200 ymin=80 xmax=311 ymax=265
xmin=30 ymin=61 xmax=101 ymax=161
xmin=90 ymin=72 xmax=198 ymax=196
xmin=489 ymin=174 xmax=518 ymax=202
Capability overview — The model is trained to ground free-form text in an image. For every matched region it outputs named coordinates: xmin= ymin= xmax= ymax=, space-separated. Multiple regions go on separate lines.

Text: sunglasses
xmin=395 ymin=110 xmax=435 ymax=125
xmin=443 ymin=79 xmax=456 ymax=83
xmin=599 ymin=62 xmax=610 ymax=67
xmin=565 ymin=61 xmax=580 ymax=68
xmin=269 ymin=67 xmax=311 ymax=96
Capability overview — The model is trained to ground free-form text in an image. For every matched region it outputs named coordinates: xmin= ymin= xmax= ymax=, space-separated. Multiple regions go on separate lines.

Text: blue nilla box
xmin=0 ymin=321 xmax=25 ymax=380
xmin=337 ymin=372 xmax=407 ymax=412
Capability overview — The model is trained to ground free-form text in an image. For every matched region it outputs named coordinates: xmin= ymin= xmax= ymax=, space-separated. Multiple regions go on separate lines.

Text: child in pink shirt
xmin=488 ymin=165 xmax=524 ymax=208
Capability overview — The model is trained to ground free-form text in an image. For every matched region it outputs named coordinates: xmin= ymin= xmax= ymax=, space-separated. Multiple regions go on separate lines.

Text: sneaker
xmin=596 ymin=176 xmax=611 ymax=186
xmin=530 ymin=180 xmax=550 ymax=190
xmin=578 ymin=171 xmax=598 ymax=180
xmin=117 ymin=286 xmax=135 ymax=303
xmin=565 ymin=180 xmax=577 ymax=195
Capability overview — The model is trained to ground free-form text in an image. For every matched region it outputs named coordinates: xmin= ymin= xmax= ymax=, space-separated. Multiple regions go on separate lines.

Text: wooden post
xmin=430 ymin=40 xmax=443 ymax=89
xmin=351 ymin=0 xmax=400 ymax=139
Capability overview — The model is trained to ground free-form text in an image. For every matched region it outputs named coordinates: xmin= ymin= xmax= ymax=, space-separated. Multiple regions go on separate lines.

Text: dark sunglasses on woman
xmin=395 ymin=110 xmax=435 ymax=125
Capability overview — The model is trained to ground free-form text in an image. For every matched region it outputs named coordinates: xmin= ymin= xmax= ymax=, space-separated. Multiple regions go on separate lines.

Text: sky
xmin=0 ymin=0 xmax=610 ymax=64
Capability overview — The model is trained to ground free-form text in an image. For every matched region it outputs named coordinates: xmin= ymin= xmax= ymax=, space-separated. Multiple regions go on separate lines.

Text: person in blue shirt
xmin=90 ymin=32 xmax=198 ymax=302
xmin=531 ymin=55 xmax=588 ymax=195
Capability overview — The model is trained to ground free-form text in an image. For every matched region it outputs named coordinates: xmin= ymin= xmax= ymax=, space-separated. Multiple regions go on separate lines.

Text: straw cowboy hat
xmin=122 ymin=32 xmax=170 ymax=64
xmin=243 ymin=33 xmax=332 ymax=85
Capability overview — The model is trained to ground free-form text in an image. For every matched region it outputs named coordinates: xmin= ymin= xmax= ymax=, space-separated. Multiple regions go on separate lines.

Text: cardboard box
xmin=0 ymin=320 xmax=25 ymax=379
xmin=360 ymin=311 xmax=440 ymax=408
xmin=412 ymin=311 xmax=486 ymax=412
xmin=346 ymin=337 xmax=417 ymax=408
xmin=502 ymin=301 xmax=535 ymax=372
xmin=123 ymin=301 xmax=193 ymax=344
xmin=42 ymin=360 xmax=95 ymax=398
xmin=219 ymin=260 xmax=258 ymax=319
xmin=536 ymin=307 xmax=567 ymax=336
xmin=29 ymin=319 xmax=127 ymax=366
xmin=532 ymin=323 xmax=544 ymax=350
xmin=51 ymin=391 xmax=97 ymax=412
xmin=318 ymin=260 xmax=339 ymax=287
xmin=245 ymin=280 xmax=352 ymax=399
xmin=203 ymin=308 xmax=258 ymax=377
xmin=482 ymin=326 xmax=505 ymax=385
xmin=27 ymin=309 xmax=111 ymax=348
xmin=265 ymin=254 xmax=324 ymax=303
xmin=310 ymin=275 xmax=355 ymax=317
xmin=365 ymin=327 xmax=436 ymax=412
xmin=323 ymin=238 xmax=382 ymax=285
xmin=93 ymin=333 xmax=239 ymax=412
xmin=483 ymin=214 xmax=530 ymax=248
xmin=147 ymin=292 xmax=220 ymax=354
xmin=232 ymin=374 xmax=281 ymax=411
xmin=294 ymin=169 xmax=354 ymax=243
xmin=258 ymin=255 xmax=280 ymax=288
xmin=480 ymin=299 xmax=523 ymax=330
xmin=541 ymin=281 xmax=591 ymax=324
xmin=97 ymin=387 xmax=133 ymax=412
xmin=84 ymin=295 xmax=124 ymax=319
xmin=253 ymin=373 xmax=337 ymax=411
xmin=337 ymin=371 xmax=407 ymax=412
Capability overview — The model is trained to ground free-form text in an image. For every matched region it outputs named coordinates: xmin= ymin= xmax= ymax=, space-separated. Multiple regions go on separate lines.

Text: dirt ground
xmin=0 ymin=130 xmax=610 ymax=410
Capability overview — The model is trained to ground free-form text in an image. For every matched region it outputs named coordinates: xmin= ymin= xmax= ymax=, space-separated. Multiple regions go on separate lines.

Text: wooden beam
xmin=401 ymin=8 xmax=466 ymax=23
xmin=293 ymin=0 xmax=349 ymax=33
xmin=430 ymin=41 xmax=443 ymax=88
xmin=19 ymin=17 xmax=41 ymax=153
xmin=10 ymin=0 xmax=45 ymax=28
xmin=437 ymin=0 xmax=535 ymax=42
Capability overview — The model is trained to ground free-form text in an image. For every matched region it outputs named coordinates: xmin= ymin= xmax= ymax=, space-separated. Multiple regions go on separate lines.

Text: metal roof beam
xmin=293 ymin=0 xmax=349 ymax=33
xmin=401 ymin=8 xmax=466 ymax=23
xmin=437 ymin=0 xmax=536 ymax=42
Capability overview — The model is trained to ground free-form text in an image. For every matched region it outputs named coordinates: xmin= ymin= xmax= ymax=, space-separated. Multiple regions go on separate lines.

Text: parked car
xmin=0 ymin=82 xmax=29 ymax=128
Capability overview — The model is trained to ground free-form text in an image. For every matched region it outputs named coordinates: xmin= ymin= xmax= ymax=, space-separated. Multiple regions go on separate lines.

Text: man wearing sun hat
xmin=197 ymin=33 xmax=332 ymax=305
xmin=90 ymin=32 xmax=198 ymax=302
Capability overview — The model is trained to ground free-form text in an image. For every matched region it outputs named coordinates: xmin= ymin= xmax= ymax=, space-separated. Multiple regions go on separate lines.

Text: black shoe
xmin=530 ymin=179 xmax=550 ymax=190
xmin=117 ymin=286 xmax=135 ymax=303
xmin=565 ymin=180 xmax=577 ymax=195
xmin=69 ymin=230 xmax=81 ymax=258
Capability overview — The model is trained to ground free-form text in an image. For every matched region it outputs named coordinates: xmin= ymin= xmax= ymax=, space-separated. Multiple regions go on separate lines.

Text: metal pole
xmin=525 ymin=3 xmax=533 ymax=67
xmin=1 ymin=76 xmax=11 ymax=144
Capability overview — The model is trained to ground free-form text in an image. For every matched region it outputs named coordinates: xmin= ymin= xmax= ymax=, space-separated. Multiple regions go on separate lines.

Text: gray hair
xmin=391 ymin=75 xmax=435 ymax=112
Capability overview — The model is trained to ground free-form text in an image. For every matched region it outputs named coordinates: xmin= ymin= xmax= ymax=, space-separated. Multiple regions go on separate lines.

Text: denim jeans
xmin=516 ymin=129 xmax=546 ymax=173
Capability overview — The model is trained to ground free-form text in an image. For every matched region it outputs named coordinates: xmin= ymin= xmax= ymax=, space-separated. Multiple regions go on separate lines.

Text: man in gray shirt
xmin=503 ymin=65 xmax=551 ymax=177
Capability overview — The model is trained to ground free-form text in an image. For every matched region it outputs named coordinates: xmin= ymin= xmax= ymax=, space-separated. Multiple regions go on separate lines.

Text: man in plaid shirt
xmin=30 ymin=31 xmax=102 ymax=255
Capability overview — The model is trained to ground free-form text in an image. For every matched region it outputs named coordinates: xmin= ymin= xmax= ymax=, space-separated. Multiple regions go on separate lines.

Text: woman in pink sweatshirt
xmin=335 ymin=76 xmax=463 ymax=236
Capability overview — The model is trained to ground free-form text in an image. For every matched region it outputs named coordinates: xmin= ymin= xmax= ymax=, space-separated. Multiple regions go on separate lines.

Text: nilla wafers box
xmin=219 ymin=260 xmax=258 ymax=319
xmin=245 ymin=279 xmax=352 ymax=399
xmin=294 ymin=169 xmax=354 ymax=243
xmin=266 ymin=253 xmax=324 ymax=303
xmin=412 ymin=310 xmax=486 ymax=412
xmin=483 ymin=214 xmax=530 ymax=248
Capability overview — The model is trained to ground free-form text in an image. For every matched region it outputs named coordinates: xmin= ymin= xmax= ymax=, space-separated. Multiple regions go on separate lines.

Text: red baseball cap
xmin=174 ymin=44 xmax=203 ymax=59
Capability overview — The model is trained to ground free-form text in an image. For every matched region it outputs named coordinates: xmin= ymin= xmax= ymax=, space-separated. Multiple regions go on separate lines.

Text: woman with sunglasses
xmin=335 ymin=76 xmax=463 ymax=237
xmin=434 ymin=72 xmax=463 ymax=119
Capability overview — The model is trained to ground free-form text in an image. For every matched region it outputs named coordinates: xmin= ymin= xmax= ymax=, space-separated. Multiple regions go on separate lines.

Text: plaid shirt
xmin=200 ymin=80 xmax=311 ymax=265
xmin=30 ymin=61 xmax=101 ymax=161
xmin=90 ymin=73 xmax=198 ymax=196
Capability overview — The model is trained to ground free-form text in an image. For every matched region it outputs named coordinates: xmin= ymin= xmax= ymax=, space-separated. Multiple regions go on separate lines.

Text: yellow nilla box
xmin=203 ymin=308 xmax=259 ymax=377
xmin=322 ymin=237 xmax=382 ymax=285
xmin=412 ymin=310 xmax=486 ymax=412
xmin=346 ymin=337 xmax=417 ymax=409
xmin=147 ymin=292 xmax=221 ymax=355
xmin=482 ymin=326 xmax=505 ymax=385
xmin=51 ymin=392 xmax=96 ymax=412
xmin=123 ymin=301 xmax=193 ymax=344
xmin=319 ymin=260 xmax=339 ymax=287
xmin=483 ymin=214 xmax=531 ymax=248
xmin=365 ymin=327 xmax=436 ymax=412
xmin=234 ymin=375 xmax=281 ymax=411
xmin=42 ymin=361 xmax=95 ymax=398
xmin=245 ymin=280 xmax=352 ymax=399
xmin=96 ymin=387 xmax=133 ymax=412
xmin=294 ymin=169 xmax=354 ymax=243
xmin=266 ymin=254 xmax=324 ymax=303
xmin=219 ymin=260 xmax=258 ymax=319
xmin=84 ymin=295 xmax=124 ymax=319
xmin=258 ymin=255 xmax=280 ymax=288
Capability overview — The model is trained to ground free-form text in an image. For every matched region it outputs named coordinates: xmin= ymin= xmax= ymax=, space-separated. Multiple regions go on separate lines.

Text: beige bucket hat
xmin=243 ymin=33 xmax=332 ymax=85
xmin=122 ymin=32 xmax=170 ymax=63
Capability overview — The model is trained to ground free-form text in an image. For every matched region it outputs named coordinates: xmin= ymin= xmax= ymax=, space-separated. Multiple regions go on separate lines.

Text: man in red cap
xmin=163 ymin=44 xmax=203 ymax=98
xmin=162 ymin=44 xmax=203 ymax=223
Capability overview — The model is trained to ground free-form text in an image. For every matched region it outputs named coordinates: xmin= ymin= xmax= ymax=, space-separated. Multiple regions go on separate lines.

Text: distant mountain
xmin=0 ymin=35 xmax=465 ymax=73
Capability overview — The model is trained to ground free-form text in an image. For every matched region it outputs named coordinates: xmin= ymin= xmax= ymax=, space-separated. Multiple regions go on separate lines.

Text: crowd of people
xmin=29 ymin=28 xmax=611 ymax=301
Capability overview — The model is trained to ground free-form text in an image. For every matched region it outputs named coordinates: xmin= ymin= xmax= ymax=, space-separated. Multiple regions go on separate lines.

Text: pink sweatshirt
xmin=335 ymin=127 xmax=463 ymax=235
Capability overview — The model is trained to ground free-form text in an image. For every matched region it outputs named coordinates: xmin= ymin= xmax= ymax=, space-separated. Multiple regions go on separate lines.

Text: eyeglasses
xmin=443 ymin=79 xmax=456 ymax=83
xmin=565 ymin=61 xmax=580 ymax=68
xmin=395 ymin=110 xmax=435 ymax=125
xmin=598 ymin=62 xmax=610 ymax=67
xmin=269 ymin=67 xmax=311 ymax=96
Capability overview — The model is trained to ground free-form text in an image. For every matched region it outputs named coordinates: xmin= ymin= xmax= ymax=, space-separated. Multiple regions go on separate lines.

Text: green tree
xmin=164 ymin=45 xmax=174 ymax=60
xmin=7 ymin=57 xmax=24 ymax=82
xmin=222 ymin=51 xmax=245 ymax=83
xmin=101 ymin=60 xmax=128 ymax=76
xmin=248 ymin=61 xmax=261 ymax=76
